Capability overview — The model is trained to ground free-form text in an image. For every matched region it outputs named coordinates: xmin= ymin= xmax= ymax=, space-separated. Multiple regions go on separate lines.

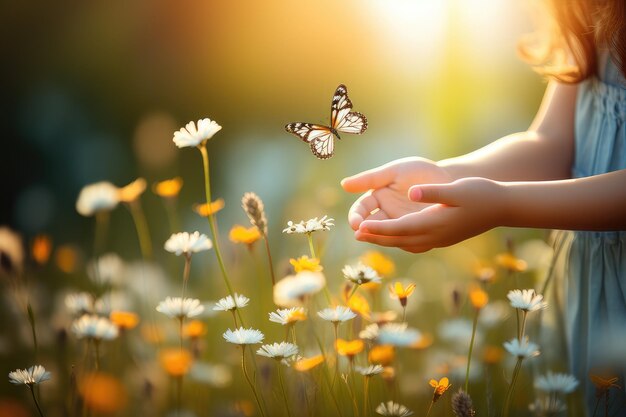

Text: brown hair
xmin=518 ymin=0 xmax=626 ymax=83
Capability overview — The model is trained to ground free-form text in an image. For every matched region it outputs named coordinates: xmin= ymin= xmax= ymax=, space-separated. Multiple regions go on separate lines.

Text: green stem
xmin=241 ymin=346 xmax=267 ymax=417
xmin=128 ymin=200 xmax=153 ymax=259
xmin=175 ymin=376 xmax=182 ymax=417
xmin=27 ymin=303 xmax=38 ymax=358
xmin=402 ymin=306 xmax=407 ymax=323
xmin=465 ymin=307 xmax=480 ymax=393
xmin=426 ymin=401 xmax=434 ymax=417
xmin=347 ymin=285 xmax=359 ymax=303
xmin=307 ymin=234 xmax=316 ymax=259
xmin=94 ymin=340 xmax=101 ymax=371
xmin=363 ymin=377 xmax=371 ymax=417
xmin=29 ymin=386 xmax=45 ymax=417
xmin=502 ymin=358 xmax=523 ymax=417
xmin=199 ymin=145 xmax=244 ymax=326
xmin=277 ymin=364 xmax=293 ymax=417
xmin=347 ymin=361 xmax=359 ymax=417
xmin=519 ymin=311 xmax=528 ymax=342
xmin=181 ymin=255 xmax=191 ymax=299
xmin=263 ymin=237 xmax=276 ymax=286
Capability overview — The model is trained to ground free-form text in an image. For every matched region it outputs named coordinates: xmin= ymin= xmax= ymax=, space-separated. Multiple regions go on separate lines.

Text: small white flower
xmin=213 ymin=293 xmax=250 ymax=312
xmin=359 ymin=323 xmax=380 ymax=340
xmin=282 ymin=215 xmax=334 ymax=234
xmin=317 ymin=306 xmax=357 ymax=323
xmin=8 ymin=365 xmax=51 ymax=386
xmin=478 ymin=301 xmax=510 ymax=328
xmin=87 ymin=253 xmax=125 ymax=286
xmin=256 ymin=342 xmax=299 ymax=360
xmin=156 ymin=297 xmax=205 ymax=319
xmin=72 ymin=314 xmax=119 ymax=341
xmin=65 ymin=292 xmax=95 ymax=316
xmin=273 ymin=271 xmax=326 ymax=307
xmin=269 ymin=307 xmax=306 ymax=325
xmin=503 ymin=338 xmax=541 ymax=359
xmin=376 ymin=401 xmax=414 ymax=416
xmin=529 ymin=398 xmax=566 ymax=415
xmin=164 ymin=232 xmax=212 ymax=256
xmin=378 ymin=323 xmax=422 ymax=347
xmin=507 ymin=289 xmax=548 ymax=312
xmin=357 ymin=364 xmax=384 ymax=377
xmin=342 ymin=263 xmax=381 ymax=285
xmin=76 ymin=181 xmax=120 ymax=217
xmin=173 ymin=118 xmax=222 ymax=148
xmin=535 ymin=371 xmax=579 ymax=394
xmin=223 ymin=327 xmax=265 ymax=345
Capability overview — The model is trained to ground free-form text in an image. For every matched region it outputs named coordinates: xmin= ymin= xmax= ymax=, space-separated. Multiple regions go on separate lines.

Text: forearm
xmin=501 ymin=170 xmax=626 ymax=231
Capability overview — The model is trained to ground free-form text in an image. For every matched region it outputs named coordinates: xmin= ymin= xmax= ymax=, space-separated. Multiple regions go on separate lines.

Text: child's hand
xmin=341 ymin=157 xmax=453 ymax=230
xmin=354 ymin=177 xmax=506 ymax=253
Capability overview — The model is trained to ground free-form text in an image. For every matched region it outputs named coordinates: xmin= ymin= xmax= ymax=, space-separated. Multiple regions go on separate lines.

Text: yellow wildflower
xmin=80 ymin=372 xmax=128 ymax=414
xmin=118 ymin=178 xmax=147 ymax=203
xmin=153 ymin=177 xmax=183 ymax=198
xmin=109 ymin=311 xmax=140 ymax=330
xmin=411 ymin=333 xmax=434 ymax=350
xmin=381 ymin=366 xmax=395 ymax=382
xmin=55 ymin=245 xmax=79 ymax=273
xmin=183 ymin=320 xmax=207 ymax=338
xmin=289 ymin=255 xmax=323 ymax=273
xmin=335 ymin=339 xmax=364 ymax=359
xmin=31 ymin=234 xmax=52 ymax=265
xmin=482 ymin=345 xmax=504 ymax=365
xmin=193 ymin=198 xmax=225 ymax=217
xmin=293 ymin=355 xmax=325 ymax=372
xmin=468 ymin=285 xmax=489 ymax=310
xmin=590 ymin=373 xmax=621 ymax=397
xmin=229 ymin=225 xmax=262 ymax=246
xmin=495 ymin=252 xmax=527 ymax=273
xmin=361 ymin=251 xmax=395 ymax=277
xmin=389 ymin=282 xmax=416 ymax=307
xmin=474 ymin=261 xmax=496 ymax=283
xmin=159 ymin=348 xmax=193 ymax=377
xmin=368 ymin=345 xmax=395 ymax=366
xmin=429 ymin=377 xmax=452 ymax=402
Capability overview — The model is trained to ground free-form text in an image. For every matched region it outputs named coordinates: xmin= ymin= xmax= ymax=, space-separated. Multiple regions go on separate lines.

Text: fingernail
xmin=409 ymin=187 xmax=422 ymax=201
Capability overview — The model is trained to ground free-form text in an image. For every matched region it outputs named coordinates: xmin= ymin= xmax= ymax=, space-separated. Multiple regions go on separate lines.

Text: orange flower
xmin=229 ymin=225 xmax=262 ymax=246
xmin=468 ymin=285 xmax=488 ymax=310
xmin=482 ymin=345 xmax=504 ymax=365
xmin=361 ymin=251 xmax=395 ymax=277
xmin=389 ymin=282 xmax=416 ymax=307
xmin=118 ymin=178 xmax=147 ymax=203
xmin=55 ymin=245 xmax=79 ymax=273
xmin=153 ymin=177 xmax=183 ymax=198
xmin=293 ymin=355 xmax=325 ymax=372
xmin=109 ymin=311 xmax=140 ymax=330
xmin=381 ymin=366 xmax=395 ymax=382
xmin=495 ymin=252 xmax=527 ymax=273
xmin=290 ymin=255 xmax=323 ymax=273
xmin=159 ymin=348 xmax=193 ymax=377
xmin=590 ymin=373 xmax=621 ymax=397
xmin=411 ymin=333 xmax=433 ymax=350
xmin=80 ymin=372 xmax=127 ymax=413
xmin=335 ymin=339 xmax=364 ymax=358
xmin=193 ymin=198 xmax=225 ymax=217
xmin=429 ymin=377 xmax=452 ymax=402
xmin=369 ymin=310 xmax=398 ymax=325
xmin=183 ymin=320 xmax=207 ymax=338
xmin=346 ymin=293 xmax=371 ymax=319
xmin=473 ymin=261 xmax=496 ymax=283
xmin=31 ymin=234 xmax=52 ymax=265
xmin=368 ymin=345 xmax=395 ymax=366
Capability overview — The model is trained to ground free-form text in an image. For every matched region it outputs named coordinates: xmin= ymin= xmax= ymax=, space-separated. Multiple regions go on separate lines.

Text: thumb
xmin=408 ymin=184 xmax=458 ymax=205
xmin=341 ymin=164 xmax=396 ymax=193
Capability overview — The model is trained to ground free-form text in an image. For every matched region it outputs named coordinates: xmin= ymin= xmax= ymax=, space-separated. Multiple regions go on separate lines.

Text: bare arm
xmin=439 ymin=81 xmax=577 ymax=181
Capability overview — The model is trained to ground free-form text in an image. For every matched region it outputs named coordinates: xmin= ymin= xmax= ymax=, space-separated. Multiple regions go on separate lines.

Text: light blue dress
xmin=552 ymin=51 xmax=626 ymax=416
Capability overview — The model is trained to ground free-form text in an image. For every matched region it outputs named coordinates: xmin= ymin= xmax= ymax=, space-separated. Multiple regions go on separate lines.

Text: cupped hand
xmin=341 ymin=157 xmax=454 ymax=230
xmin=354 ymin=177 xmax=507 ymax=253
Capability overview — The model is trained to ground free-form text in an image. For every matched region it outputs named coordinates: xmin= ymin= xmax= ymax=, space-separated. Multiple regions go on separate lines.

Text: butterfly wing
xmin=285 ymin=122 xmax=336 ymax=159
xmin=330 ymin=84 xmax=368 ymax=135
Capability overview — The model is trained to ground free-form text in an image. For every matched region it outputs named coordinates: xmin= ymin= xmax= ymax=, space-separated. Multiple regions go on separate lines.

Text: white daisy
xmin=507 ymin=289 xmax=548 ymax=312
xmin=282 ymin=221 xmax=307 ymax=234
xmin=317 ymin=306 xmax=357 ymax=323
xmin=503 ymin=338 xmax=541 ymax=359
xmin=164 ymin=232 xmax=212 ymax=256
xmin=282 ymin=215 xmax=334 ymax=234
xmin=8 ymin=365 xmax=51 ymax=386
xmin=172 ymin=118 xmax=222 ymax=148
xmin=71 ymin=314 xmax=119 ymax=341
xmin=256 ymin=342 xmax=299 ymax=360
xmin=273 ymin=271 xmax=326 ymax=307
xmin=65 ymin=292 xmax=95 ymax=316
xmin=378 ymin=323 xmax=422 ymax=347
xmin=357 ymin=364 xmax=384 ymax=377
xmin=535 ymin=371 xmax=579 ymax=394
xmin=529 ymin=398 xmax=566 ymax=415
xmin=342 ymin=263 xmax=381 ymax=285
xmin=223 ymin=327 xmax=265 ymax=345
xmin=213 ymin=293 xmax=250 ymax=312
xmin=376 ymin=401 xmax=414 ymax=416
xmin=268 ymin=307 xmax=307 ymax=325
xmin=76 ymin=181 xmax=120 ymax=217
xmin=359 ymin=323 xmax=380 ymax=340
xmin=156 ymin=297 xmax=204 ymax=319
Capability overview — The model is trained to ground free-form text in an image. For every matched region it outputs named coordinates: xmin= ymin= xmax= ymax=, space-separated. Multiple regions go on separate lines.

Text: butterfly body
xmin=285 ymin=84 xmax=367 ymax=159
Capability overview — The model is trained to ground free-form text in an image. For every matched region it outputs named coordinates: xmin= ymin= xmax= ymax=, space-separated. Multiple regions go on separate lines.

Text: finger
xmin=355 ymin=231 xmax=424 ymax=247
xmin=359 ymin=216 xmax=417 ymax=237
xmin=400 ymin=246 xmax=431 ymax=254
xmin=348 ymin=192 xmax=380 ymax=230
xmin=341 ymin=164 xmax=396 ymax=193
xmin=408 ymin=184 xmax=458 ymax=205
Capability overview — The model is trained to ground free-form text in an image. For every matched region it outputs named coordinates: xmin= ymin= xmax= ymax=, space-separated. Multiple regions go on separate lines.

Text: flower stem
xmin=181 ymin=254 xmax=191 ymax=299
xmin=198 ymin=145 xmax=244 ymax=326
xmin=277 ymin=364 xmax=293 ymax=417
xmin=402 ymin=306 xmax=407 ymax=323
xmin=26 ymin=303 xmax=38 ymax=358
xmin=502 ymin=358 xmax=523 ymax=417
xmin=347 ymin=285 xmax=359 ymax=302
xmin=363 ymin=377 xmax=371 ymax=417
xmin=94 ymin=340 xmax=101 ymax=371
xmin=307 ymin=234 xmax=316 ymax=259
xmin=263 ymin=237 xmax=276 ymax=286
xmin=241 ymin=346 xmax=266 ymax=417
xmin=464 ymin=307 xmax=480 ymax=393
xmin=29 ymin=386 xmax=45 ymax=417
xmin=128 ymin=200 xmax=153 ymax=259
xmin=519 ymin=311 xmax=528 ymax=341
xmin=426 ymin=401 xmax=434 ymax=417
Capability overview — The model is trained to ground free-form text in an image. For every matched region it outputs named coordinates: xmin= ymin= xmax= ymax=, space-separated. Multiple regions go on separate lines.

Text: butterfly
xmin=285 ymin=84 xmax=368 ymax=159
